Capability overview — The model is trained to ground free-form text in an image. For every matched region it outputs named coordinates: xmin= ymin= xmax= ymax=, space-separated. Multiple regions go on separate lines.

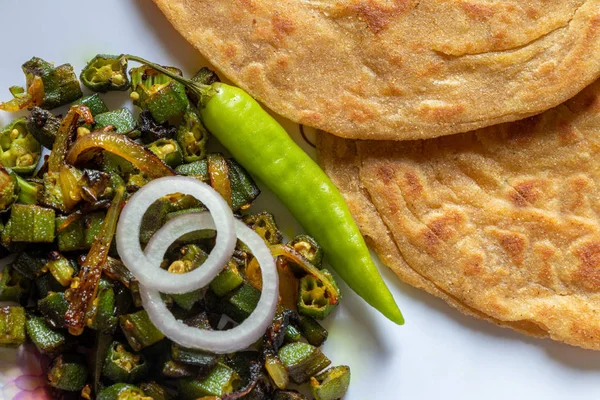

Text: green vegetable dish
xmin=0 ymin=54 xmax=407 ymax=399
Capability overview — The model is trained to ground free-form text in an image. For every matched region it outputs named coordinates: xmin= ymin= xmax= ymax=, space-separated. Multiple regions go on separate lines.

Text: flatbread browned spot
xmin=318 ymin=79 xmax=600 ymax=350
xmin=155 ymin=0 xmax=600 ymax=140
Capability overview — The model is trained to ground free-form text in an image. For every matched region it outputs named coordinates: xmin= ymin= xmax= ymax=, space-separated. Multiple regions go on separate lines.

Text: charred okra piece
xmin=98 ymin=383 xmax=150 ymax=400
xmin=176 ymin=109 xmax=209 ymax=163
xmin=95 ymin=108 xmax=138 ymax=136
xmin=209 ymin=261 xmax=243 ymax=297
xmin=140 ymin=381 xmax=171 ymax=400
xmin=243 ymin=212 xmax=283 ymax=245
xmin=298 ymin=316 xmax=329 ymax=347
xmin=88 ymin=278 xmax=118 ymax=332
xmin=138 ymin=110 xmax=177 ymax=143
xmin=8 ymin=204 xmax=55 ymax=243
xmin=119 ymin=310 xmax=165 ymax=351
xmin=73 ymin=93 xmax=109 ymax=116
xmin=161 ymin=360 xmax=200 ymax=379
xmin=0 ymin=266 xmax=29 ymax=303
xmin=273 ymin=390 xmax=308 ymax=400
xmin=45 ymin=251 xmax=75 ymax=287
xmin=103 ymin=341 xmax=149 ymax=383
xmin=48 ymin=354 xmax=88 ymax=391
xmin=0 ymin=118 xmax=41 ymax=175
xmin=278 ymin=342 xmax=331 ymax=384
xmin=38 ymin=291 xmax=69 ymax=328
xmin=177 ymin=364 xmax=240 ymax=399
xmin=171 ymin=343 xmax=217 ymax=370
xmin=228 ymin=158 xmax=260 ymax=211
xmin=297 ymin=270 xmax=339 ymax=320
xmin=148 ymin=138 xmax=183 ymax=168
xmin=26 ymin=106 xmax=61 ymax=149
xmin=0 ymin=306 xmax=26 ymax=347
xmin=12 ymin=250 xmax=49 ymax=279
xmin=310 ymin=366 xmax=351 ymax=400
xmin=56 ymin=212 xmax=105 ymax=252
xmin=81 ymin=54 xmax=130 ymax=92
xmin=289 ymin=235 xmax=324 ymax=268
xmin=26 ymin=315 xmax=66 ymax=354
xmin=130 ymin=65 xmax=189 ymax=123
xmin=0 ymin=167 xmax=18 ymax=212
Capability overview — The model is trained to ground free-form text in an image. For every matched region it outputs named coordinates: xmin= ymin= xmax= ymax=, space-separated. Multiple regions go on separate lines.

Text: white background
xmin=1 ymin=1 xmax=600 ymax=399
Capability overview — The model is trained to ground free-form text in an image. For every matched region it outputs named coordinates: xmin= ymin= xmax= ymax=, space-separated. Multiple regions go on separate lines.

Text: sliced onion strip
xmin=140 ymin=216 xmax=279 ymax=353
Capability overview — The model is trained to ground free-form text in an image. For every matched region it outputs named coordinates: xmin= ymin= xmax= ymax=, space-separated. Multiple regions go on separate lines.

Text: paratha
xmin=153 ymin=0 xmax=600 ymax=141
xmin=318 ymin=79 xmax=600 ymax=349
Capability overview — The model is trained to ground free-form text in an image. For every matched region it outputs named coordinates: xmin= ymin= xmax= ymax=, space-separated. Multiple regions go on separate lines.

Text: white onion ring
xmin=116 ymin=177 xmax=236 ymax=294
xmin=140 ymin=215 xmax=279 ymax=353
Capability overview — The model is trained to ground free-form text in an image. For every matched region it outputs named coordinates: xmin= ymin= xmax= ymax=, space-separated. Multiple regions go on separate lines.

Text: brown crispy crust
xmin=153 ymin=0 xmax=600 ymax=140
xmin=318 ymin=80 xmax=600 ymax=349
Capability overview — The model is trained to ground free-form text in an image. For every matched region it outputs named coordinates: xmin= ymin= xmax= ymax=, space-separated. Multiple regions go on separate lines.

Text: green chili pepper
xmin=0 ymin=118 xmax=41 ymax=175
xmin=38 ymin=291 xmax=69 ymax=329
xmin=119 ymin=310 xmax=165 ymax=351
xmin=297 ymin=270 xmax=339 ymax=320
xmin=278 ymin=342 xmax=331 ymax=384
xmin=209 ymin=261 xmax=243 ymax=297
xmin=176 ymin=109 xmax=209 ymax=163
xmin=148 ymin=138 xmax=184 ymax=168
xmin=0 ymin=167 xmax=18 ymax=212
xmin=0 ymin=306 xmax=26 ymax=347
xmin=177 ymin=364 xmax=240 ymax=399
xmin=272 ymin=390 xmax=308 ymax=400
xmin=26 ymin=315 xmax=66 ymax=354
xmin=98 ymin=383 xmax=151 ymax=400
xmin=95 ymin=108 xmax=138 ymax=135
xmin=103 ymin=341 xmax=149 ymax=383
xmin=81 ymin=54 xmax=130 ymax=92
xmin=309 ymin=366 xmax=351 ymax=400
xmin=129 ymin=65 xmax=189 ymax=124
xmin=124 ymin=55 xmax=403 ymax=324
xmin=8 ymin=204 xmax=55 ymax=243
xmin=0 ymin=266 xmax=29 ymax=303
xmin=74 ymin=93 xmax=109 ymax=116
xmin=26 ymin=107 xmax=60 ymax=149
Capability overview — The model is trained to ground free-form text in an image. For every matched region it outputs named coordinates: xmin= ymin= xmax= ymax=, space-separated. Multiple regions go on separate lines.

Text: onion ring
xmin=116 ymin=177 xmax=236 ymax=294
xmin=140 ymin=215 xmax=279 ymax=353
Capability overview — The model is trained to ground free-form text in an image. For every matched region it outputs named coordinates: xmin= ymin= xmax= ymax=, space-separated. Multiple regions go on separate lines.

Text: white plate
xmin=1 ymin=1 xmax=600 ymax=399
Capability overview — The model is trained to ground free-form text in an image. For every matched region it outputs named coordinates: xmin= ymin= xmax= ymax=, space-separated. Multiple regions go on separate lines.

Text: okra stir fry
xmin=0 ymin=55 xmax=351 ymax=400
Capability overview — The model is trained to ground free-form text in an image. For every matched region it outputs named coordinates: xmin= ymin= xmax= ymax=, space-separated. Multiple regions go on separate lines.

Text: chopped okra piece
xmin=48 ymin=355 xmax=88 ymax=391
xmin=97 ymin=383 xmax=150 ymax=400
xmin=130 ymin=65 xmax=189 ymax=124
xmin=177 ymin=364 xmax=240 ymax=399
xmin=139 ymin=198 xmax=171 ymax=245
xmin=88 ymin=278 xmax=118 ymax=332
xmin=15 ymin=175 xmax=39 ymax=205
xmin=8 ymin=204 xmax=55 ymax=242
xmin=162 ymin=360 xmax=200 ymax=379
xmin=266 ymin=354 xmax=290 ymax=390
xmin=140 ymin=382 xmax=171 ymax=400
xmin=56 ymin=212 xmax=105 ymax=252
xmin=288 ymin=235 xmax=324 ymax=268
xmin=12 ymin=250 xmax=49 ymax=278
xmin=219 ymin=282 xmax=261 ymax=323
xmin=176 ymin=109 xmax=209 ymax=163
xmin=273 ymin=390 xmax=308 ymax=400
xmin=119 ymin=310 xmax=165 ymax=351
xmin=0 ymin=117 xmax=41 ymax=175
xmin=278 ymin=342 xmax=331 ymax=384
xmin=0 ymin=266 xmax=29 ymax=303
xmin=169 ymin=244 xmax=208 ymax=310
xmin=298 ymin=316 xmax=329 ymax=347
xmin=95 ymin=108 xmax=137 ymax=135
xmin=0 ymin=306 xmax=26 ymax=347
xmin=73 ymin=93 xmax=109 ymax=116
xmin=172 ymin=344 xmax=217 ymax=369
xmin=310 ymin=366 xmax=351 ymax=400
xmin=228 ymin=158 xmax=261 ymax=211
xmin=243 ymin=212 xmax=283 ymax=245
xmin=38 ymin=291 xmax=69 ymax=329
xmin=36 ymin=272 xmax=65 ymax=299
xmin=0 ymin=167 xmax=18 ymax=212
xmin=284 ymin=324 xmax=302 ymax=343
xmin=138 ymin=110 xmax=177 ymax=144
xmin=148 ymin=138 xmax=183 ymax=168
xmin=81 ymin=54 xmax=130 ymax=92
xmin=26 ymin=107 xmax=61 ymax=149
xmin=175 ymin=159 xmax=208 ymax=178
xmin=103 ymin=341 xmax=149 ymax=383
xmin=209 ymin=261 xmax=244 ymax=297
xmin=26 ymin=315 xmax=66 ymax=354
xmin=45 ymin=251 xmax=75 ymax=286
xmin=297 ymin=270 xmax=339 ymax=320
